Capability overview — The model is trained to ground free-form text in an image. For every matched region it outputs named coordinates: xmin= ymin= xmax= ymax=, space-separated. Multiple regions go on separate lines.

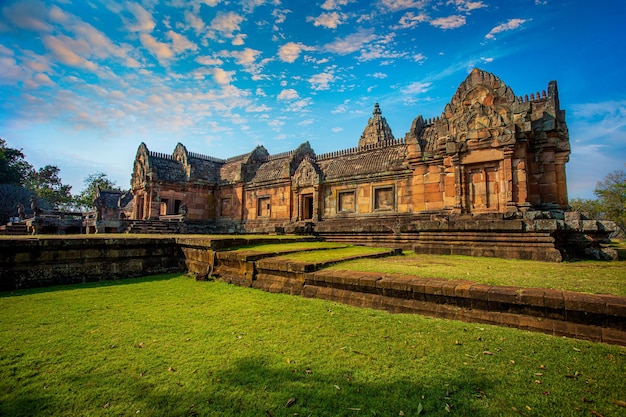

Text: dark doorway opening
xmin=302 ymin=194 xmax=314 ymax=220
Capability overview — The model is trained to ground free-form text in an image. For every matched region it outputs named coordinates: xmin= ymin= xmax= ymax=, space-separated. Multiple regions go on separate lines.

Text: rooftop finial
xmin=359 ymin=102 xmax=394 ymax=148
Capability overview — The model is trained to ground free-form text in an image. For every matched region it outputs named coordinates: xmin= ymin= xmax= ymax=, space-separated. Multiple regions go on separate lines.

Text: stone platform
xmin=0 ymin=236 xmax=623 ymax=345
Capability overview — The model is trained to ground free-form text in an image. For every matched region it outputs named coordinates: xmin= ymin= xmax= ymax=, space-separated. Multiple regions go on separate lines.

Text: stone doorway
xmin=302 ymin=194 xmax=314 ymax=220
xmin=467 ymin=164 xmax=499 ymax=212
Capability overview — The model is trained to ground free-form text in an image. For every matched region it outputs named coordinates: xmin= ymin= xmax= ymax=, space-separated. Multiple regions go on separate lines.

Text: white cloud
xmin=308 ymin=71 xmax=336 ymax=91
xmin=185 ymin=10 xmax=205 ymax=34
xmin=42 ymin=35 xmax=98 ymax=71
xmin=196 ymin=56 xmax=224 ymax=66
xmin=126 ymin=3 xmax=156 ymax=32
xmin=401 ymin=81 xmax=432 ymax=104
xmin=286 ymin=98 xmax=312 ymax=112
xmin=166 ymin=30 xmax=197 ymax=54
xmin=0 ymin=55 xmax=26 ymax=85
xmin=278 ymin=42 xmax=313 ymax=63
xmin=232 ymin=34 xmax=246 ymax=45
xmin=246 ymin=104 xmax=271 ymax=112
xmin=242 ymin=0 xmax=267 ymax=13
xmin=331 ymin=127 xmax=344 ymax=132
xmin=212 ymin=67 xmax=234 ymax=85
xmin=1 ymin=0 xmax=52 ymax=32
xmin=448 ymin=0 xmax=487 ymax=12
xmin=331 ymin=100 xmax=350 ymax=114
xmin=277 ymin=89 xmax=299 ymax=100
xmin=413 ymin=53 xmax=427 ymax=63
xmin=358 ymin=45 xmax=406 ymax=62
xmin=220 ymin=47 xmax=265 ymax=76
xmin=395 ymin=12 xmax=429 ymax=29
xmin=430 ymin=15 xmax=466 ymax=29
xmin=371 ymin=72 xmax=387 ymax=79
xmin=324 ymin=29 xmax=377 ymax=55
xmin=140 ymin=33 xmax=174 ymax=61
xmin=321 ymin=0 xmax=354 ymax=10
xmin=298 ymin=119 xmax=314 ymax=126
xmin=308 ymin=12 xmax=345 ymax=29
xmin=485 ymin=18 xmax=528 ymax=39
xmin=209 ymin=11 xmax=244 ymax=39
xmin=405 ymin=81 xmax=431 ymax=94
xmin=380 ymin=0 xmax=428 ymax=12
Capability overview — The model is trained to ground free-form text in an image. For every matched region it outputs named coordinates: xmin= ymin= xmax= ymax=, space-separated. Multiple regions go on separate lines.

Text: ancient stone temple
xmin=129 ymin=69 xmax=616 ymax=261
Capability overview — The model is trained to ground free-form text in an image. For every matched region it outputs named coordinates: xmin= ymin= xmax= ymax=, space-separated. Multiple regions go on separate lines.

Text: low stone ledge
xmin=302 ymin=269 xmax=625 ymax=345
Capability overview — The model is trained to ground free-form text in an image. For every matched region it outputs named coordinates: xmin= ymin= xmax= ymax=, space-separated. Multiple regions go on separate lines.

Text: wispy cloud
xmin=1 ymin=0 xmax=52 ymax=32
xmin=43 ymin=35 xmax=99 ymax=71
xmin=321 ymin=0 xmax=355 ymax=10
xmin=140 ymin=33 xmax=173 ymax=61
xmin=308 ymin=12 xmax=346 ymax=29
xmin=380 ymin=0 xmax=428 ymax=12
xmin=394 ymin=12 xmax=429 ymax=29
xmin=208 ymin=11 xmax=244 ymax=39
xmin=125 ymin=3 xmax=156 ymax=33
xmin=430 ymin=15 xmax=466 ymax=29
xmin=448 ymin=0 xmax=487 ymax=12
xmin=485 ymin=18 xmax=528 ymax=40
xmin=324 ymin=29 xmax=377 ymax=55
xmin=308 ymin=69 xmax=336 ymax=90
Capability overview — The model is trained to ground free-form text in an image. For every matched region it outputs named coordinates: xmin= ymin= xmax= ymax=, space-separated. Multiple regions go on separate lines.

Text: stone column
xmin=555 ymin=152 xmax=569 ymax=208
xmin=452 ymin=155 xmax=462 ymax=213
xmin=503 ymin=148 xmax=516 ymax=212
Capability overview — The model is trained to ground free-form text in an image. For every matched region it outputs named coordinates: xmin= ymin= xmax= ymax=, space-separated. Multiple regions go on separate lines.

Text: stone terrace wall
xmin=304 ymin=270 xmax=626 ymax=345
xmin=0 ymin=236 xmax=317 ymax=291
xmin=0 ymin=238 xmax=184 ymax=291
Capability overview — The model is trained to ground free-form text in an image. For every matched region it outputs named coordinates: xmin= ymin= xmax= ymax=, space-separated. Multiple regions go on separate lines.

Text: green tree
xmin=75 ymin=172 xmax=119 ymax=210
xmin=594 ymin=168 xmax=626 ymax=234
xmin=26 ymin=165 xmax=73 ymax=210
xmin=0 ymin=138 xmax=33 ymax=186
xmin=569 ymin=197 xmax=602 ymax=219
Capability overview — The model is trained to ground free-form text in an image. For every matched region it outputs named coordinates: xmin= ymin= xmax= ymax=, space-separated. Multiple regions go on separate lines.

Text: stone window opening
xmin=257 ymin=196 xmax=270 ymax=217
xmin=221 ymin=197 xmax=232 ymax=217
xmin=373 ymin=186 xmax=395 ymax=211
xmin=174 ymin=200 xmax=182 ymax=215
xmin=338 ymin=190 xmax=356 ymax=213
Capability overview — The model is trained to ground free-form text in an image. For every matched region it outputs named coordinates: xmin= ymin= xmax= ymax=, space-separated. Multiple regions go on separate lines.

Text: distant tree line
xmin=0 ymin=138 xmax=120 ymax=224
xmin=569 ymin=167 xmax=626 ymax=236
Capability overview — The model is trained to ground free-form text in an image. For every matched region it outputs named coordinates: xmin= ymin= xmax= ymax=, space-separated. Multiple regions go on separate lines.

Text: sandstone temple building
xmin=127 ymin=69 xmax=615 ymax=261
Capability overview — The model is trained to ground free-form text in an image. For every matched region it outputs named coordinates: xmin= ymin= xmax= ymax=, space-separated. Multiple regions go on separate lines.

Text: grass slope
xmin=1 ymin=275 xmax=625 ymax=417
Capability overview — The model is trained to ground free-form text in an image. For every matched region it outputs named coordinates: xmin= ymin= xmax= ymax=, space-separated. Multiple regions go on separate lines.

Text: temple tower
xmin=358 ymin=103 xmax=395 ymax=148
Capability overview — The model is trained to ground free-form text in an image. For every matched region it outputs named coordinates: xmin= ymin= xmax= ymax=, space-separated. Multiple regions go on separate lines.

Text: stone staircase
xmin=0 ymin=221 xmax=28 ymax=235
xmin=125 ymin=219 xmax=178 ymax=234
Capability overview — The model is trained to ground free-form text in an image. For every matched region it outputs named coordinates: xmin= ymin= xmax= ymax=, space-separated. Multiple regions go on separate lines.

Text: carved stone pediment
xmin=293 ymin=158 xmax=320 ymax=188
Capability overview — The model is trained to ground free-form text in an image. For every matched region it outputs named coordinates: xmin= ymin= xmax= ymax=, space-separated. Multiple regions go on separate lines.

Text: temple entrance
xmin=467 ymin=164 xmax=499 ymax=212
xmin=302 ymin=194 xmax=314 ymax=220
xmin=135 ymin=196 xmax=144 ymax=219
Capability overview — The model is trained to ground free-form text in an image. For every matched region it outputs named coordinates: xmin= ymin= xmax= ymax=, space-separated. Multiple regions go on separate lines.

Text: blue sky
xmin=1 ymin=0 xmax=624 ymax=199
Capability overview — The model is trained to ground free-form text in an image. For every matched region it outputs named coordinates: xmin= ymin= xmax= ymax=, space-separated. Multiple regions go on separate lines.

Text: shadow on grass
xmin=0 ymin=355 xmax=499 ymax=417
xmin=0 ymin=273 xmax=183 ymax=298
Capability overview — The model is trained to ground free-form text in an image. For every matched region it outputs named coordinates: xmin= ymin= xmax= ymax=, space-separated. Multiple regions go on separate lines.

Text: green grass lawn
xmin=1 ymin=275 xmax=625 ymax=417
xmin=329 ymin=252 xmax=626 ymax=297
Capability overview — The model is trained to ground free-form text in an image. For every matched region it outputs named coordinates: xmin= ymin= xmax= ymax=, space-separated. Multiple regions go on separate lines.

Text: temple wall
xmin=321 ymin=176 xmax=413 ymax=218
xmin=216 ymin=184 xmax=244 ymax=221
xmin=244 ymin=183 xmax=292 ymax=221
